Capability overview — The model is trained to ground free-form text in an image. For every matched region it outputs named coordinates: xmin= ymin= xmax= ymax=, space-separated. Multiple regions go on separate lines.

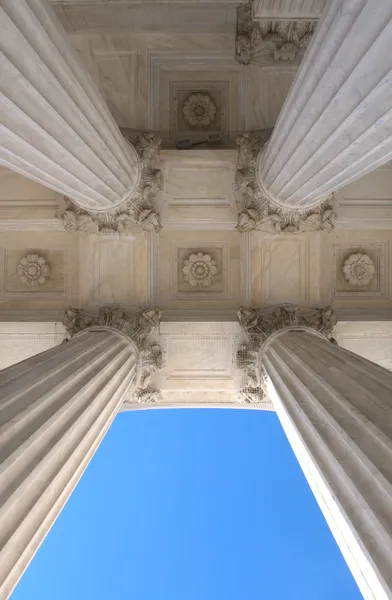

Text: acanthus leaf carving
xmin=234 ymin=132 xmax=337 ymax=235
xmin=63 ymin=306 xmax=163 ymax=404
xmin=61 ymin=132 xmax=162 ymax=235
xmin=236 ymin=304 xmax=337 ymax=404
xmin=235 ymin=2 xmax=317 ymax=66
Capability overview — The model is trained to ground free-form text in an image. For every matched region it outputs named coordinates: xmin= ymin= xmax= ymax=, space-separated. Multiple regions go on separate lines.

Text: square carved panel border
xmin=0 ymin=247 xmax=67 ymax=300
xmin=147 ymin=50 xmax=251 ymax=133
xmin=170 ymin=80 xmax=229 ymax=140
xmin=332 ymin=242 xmax=389 ymax=298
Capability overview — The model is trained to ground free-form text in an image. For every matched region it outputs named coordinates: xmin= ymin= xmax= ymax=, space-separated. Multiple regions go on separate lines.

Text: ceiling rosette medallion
xmin=182 ymin=252 xmax=218 ymax=288
xmin=182 ymin=93 xmax=217 ymax=128
xmin=342 ymin=253 xmax=375 ymax=286
xmin=18 ymin=254 xmax=50 ymax=286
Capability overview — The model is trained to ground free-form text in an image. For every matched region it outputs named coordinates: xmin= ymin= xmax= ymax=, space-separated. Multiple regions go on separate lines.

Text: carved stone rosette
xmin=235 ymin=132 xmax=337 ymax=234
xmin=61 ymin=133 xmax=163 ymax=235
xmin=63 ymin=306 xmax=163 ymax=404
xmin=236 ymin=304 xmax=336 ymax=404
xmin=235 ymin=2 xmax=317 ymax=65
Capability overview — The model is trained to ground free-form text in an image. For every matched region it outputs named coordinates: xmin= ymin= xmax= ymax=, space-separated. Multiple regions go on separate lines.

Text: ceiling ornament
xmin=182 ymin=252 xmax=218 ymax=288
xmin=182 ymin=93 xmax=217 ymax=128
xmin=234 ymin=132 xmax=337 ymax=235
xmin=61 ymin=133 xmax=163 ymax=235
xmin=18 ymin=254 xmax=50 ymax=286
xmin=63 ymin=306 xmax=163 ymax=404
xmin=236 ymin=304 xmax=336 ymax=404
xmin=342 ymin=253 xmax=375 ymax=286
xmin=235 ymin=2 xmax=317 ymax=65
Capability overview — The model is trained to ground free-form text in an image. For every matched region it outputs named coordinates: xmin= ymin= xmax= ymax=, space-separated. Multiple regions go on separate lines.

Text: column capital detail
xmin=235 ymin=132 xmax=337 ymax=234
xmin=61 ymin=133 xmax=163 ymax=234
xmin=236 ymin=304 xmax=336 ymax=404
xmin=63 ymin=305 xmax=164 ymax=403
xmin=235 ymin=2 xmax=317 ymax=66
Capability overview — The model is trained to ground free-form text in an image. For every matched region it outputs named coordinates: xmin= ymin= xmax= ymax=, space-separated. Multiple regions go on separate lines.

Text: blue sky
xmin=11 ymin=409 xmax=362 ymax=600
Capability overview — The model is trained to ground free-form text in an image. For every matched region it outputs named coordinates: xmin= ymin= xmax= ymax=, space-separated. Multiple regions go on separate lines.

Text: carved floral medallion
xmin=342 ymin=253 xmax=375 ymax=286
xmin=18 ymin=254 xmax=50 ymax=286
xmin=182 ymin=93 xmax=217 ymax=127
xmin=182 ymin=252 xmax=218 ymax=287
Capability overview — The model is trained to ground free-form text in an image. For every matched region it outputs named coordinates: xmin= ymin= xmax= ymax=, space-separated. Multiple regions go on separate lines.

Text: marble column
xmin=0 ymin=305 xmax=162 ymax=600
xmin=0 ymin=0 xmax=141 ymax=212
xmin=237 ymin=305 xmax=392 ymax=599
xmin=257 ymin=0 xmax=392 ymax=211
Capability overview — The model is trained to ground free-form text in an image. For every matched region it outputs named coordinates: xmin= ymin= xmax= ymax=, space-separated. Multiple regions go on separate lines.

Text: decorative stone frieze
xmin=63 ymin=306 xmax=163 ymax=404
xmin=182 ymin=93 xmax=217 ymax=127
xmin=17 ymin=254 xmax=50 ymax=286
xmin=235 ymin=3 xmax=316 ymax=65
xmin=342 ymin=253 xmax=375 ymax=286
xmin=236 ymin=304 xmax=336 ymax=403
xmin=182 ymin=252 xmax=218 ymax=288
xmin=61 ymin=133 xmax=162 ymax=235
xmin=235 ymin=132 xmax=337 ymax=234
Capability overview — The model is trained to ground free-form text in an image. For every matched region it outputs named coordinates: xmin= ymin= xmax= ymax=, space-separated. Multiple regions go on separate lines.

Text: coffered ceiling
xmin=2 ymin=0 xmax=392 ymax=409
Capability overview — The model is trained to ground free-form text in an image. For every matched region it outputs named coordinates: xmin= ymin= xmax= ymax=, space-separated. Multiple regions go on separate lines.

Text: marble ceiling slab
xmin=252 ymin=0 xmax=327 ymax=20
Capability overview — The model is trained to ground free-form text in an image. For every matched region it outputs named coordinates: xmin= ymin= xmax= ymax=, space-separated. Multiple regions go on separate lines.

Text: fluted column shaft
xmin=0 ymin=328 xmax=138 ymax=600
xmin=262 ymin=330 xmax=392 ymax=600
xmin=0 ymin=0 xmax=140 ymax=211
xmin=257 ymin=0 xmax=392 ymax=210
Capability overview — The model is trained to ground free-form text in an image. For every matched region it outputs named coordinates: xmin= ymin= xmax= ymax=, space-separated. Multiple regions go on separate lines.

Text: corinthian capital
xmin=63 ymin=306 xmax=163 ymax=404
xmin=234 ymin=132 xmax=337 ymax=235
xmin=235 ymin=2 xmax=317 ymax=66
xmin=61 ymin=133 xmax=162 ymax=235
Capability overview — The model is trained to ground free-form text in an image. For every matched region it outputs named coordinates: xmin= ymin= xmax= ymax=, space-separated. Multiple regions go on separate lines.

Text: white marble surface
xmin=264 ymin=329 xmax=392 ymax=600
xmin=0 ymin=329 xmax=138 ymax=599
xmin=253 ymin=0 xmax=327 ymax=19
xmin=51 ymin=1 xmax=238 ymax=34
xmin=258 ymin=0 xmax=392 ymax=209
xmin=0 ymin=0 xmax=140 ymax=211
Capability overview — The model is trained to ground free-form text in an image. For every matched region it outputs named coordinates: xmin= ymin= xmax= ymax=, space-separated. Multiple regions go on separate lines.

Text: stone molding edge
xmin=236 ymin=304 xmax=336 ymax=404
xmin=235 ymin=2 xmax=317 ymax=65
xmin=63 ymin=306 xmax=163 ymax=404
xmin=235 ymin=132 xmax=337 ymax=234
xmin=61 ymin=133 xmax=163 ymax=235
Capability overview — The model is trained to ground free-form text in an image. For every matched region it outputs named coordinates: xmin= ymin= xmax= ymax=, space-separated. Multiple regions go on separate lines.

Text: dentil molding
xmin=235 ymin=132 xmax=337 ymax=234
xmin=236 ymin=304 xmax=336 ymax=403
xmin=235 ymin=2 xmax=317 ymax=65
xmin=61 ymin=133 xmax=162 ymax=235
xmin=63 ymin=306 xmax=163 ymax=404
